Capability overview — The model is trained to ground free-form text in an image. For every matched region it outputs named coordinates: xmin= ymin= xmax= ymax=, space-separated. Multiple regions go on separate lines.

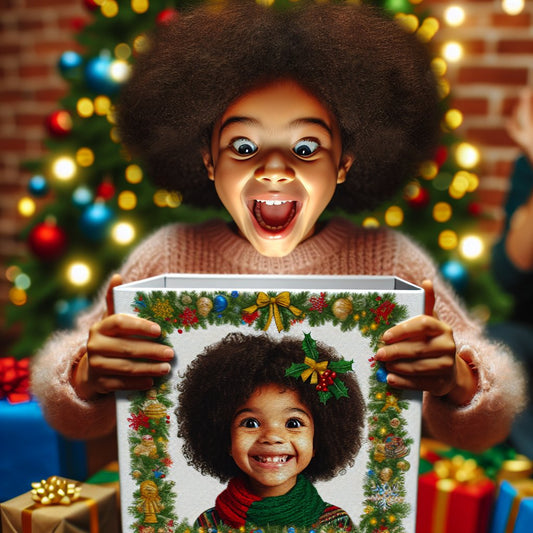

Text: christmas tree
xmin=5 ymin=0 xmax=508 ymax=359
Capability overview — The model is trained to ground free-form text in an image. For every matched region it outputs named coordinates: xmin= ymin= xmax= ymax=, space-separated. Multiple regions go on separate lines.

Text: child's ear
xmin=337 ymin=154 xmax=354 ymax=184
xmin=202 ymin=149 xmax=215 ymax=181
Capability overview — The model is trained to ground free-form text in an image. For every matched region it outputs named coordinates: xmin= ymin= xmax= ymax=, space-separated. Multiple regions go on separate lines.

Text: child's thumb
xmin=105 ymin=274 xmax=123 ymax=316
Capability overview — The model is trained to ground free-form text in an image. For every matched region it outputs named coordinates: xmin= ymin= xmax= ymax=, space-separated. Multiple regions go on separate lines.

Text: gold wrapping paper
xmin=0 ymin=482 xmax=118 ymax=533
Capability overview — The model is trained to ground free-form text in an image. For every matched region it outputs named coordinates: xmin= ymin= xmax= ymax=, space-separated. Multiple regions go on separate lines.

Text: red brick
xmin=19 ymin=64 xmax=53 ymax=78
xmin=492 ymin=160 xmax=515 ymax=178
xmin=0 ymin=137 xmax=28 ymax=151
xmin=34 ymin=88 xmax=68 ymax=102
xmin=458 ymin=67 xmax=528 ymax=86
xmin=476 ymin=187 xmax=507 ymax=208
xmin=451 ymin=97 xmax=489 ymax=116
xmin=491 ymin=13 xmax=531 ymax=27
xmin=497 ymin=40 xmax=533 ymax=54
xmin=466 ymin=127 xmax=514 ymax=147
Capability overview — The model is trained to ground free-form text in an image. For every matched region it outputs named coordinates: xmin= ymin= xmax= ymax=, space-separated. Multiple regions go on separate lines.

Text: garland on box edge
xmin=126 ymin=289 xmax=412 ymax=533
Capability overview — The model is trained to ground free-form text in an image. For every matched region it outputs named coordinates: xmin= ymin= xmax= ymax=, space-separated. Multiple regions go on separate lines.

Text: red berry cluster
xmin=316 ymin=369 xmax=337 ymax=392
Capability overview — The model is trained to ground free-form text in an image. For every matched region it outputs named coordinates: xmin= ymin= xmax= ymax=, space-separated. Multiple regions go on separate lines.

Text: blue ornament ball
xmin=72 ymin=186 xmax=94 ymax=208
xmin=85 ymin=54 xmax=118 ymax=94
xmin=80 ymin=202 xmax=114 ymax=240
xmin=376 ymin=366 xmax=388 ymax=383
xmin=213 ymin=295 xmax=228 ymax=313
xmin=28 ymin=175 xmax=49 ymax=197
xmin=55 ymin=296 xmax=90 ymax=329
xmin=58 ymin=50 xmax=83 ymax=79
xmin=440 ymin=260 xmax=469 ymax=293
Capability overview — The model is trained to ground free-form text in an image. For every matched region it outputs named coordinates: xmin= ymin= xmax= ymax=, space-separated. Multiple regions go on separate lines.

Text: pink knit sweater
xmin=31 ymin=218 xmax=525 ymax=450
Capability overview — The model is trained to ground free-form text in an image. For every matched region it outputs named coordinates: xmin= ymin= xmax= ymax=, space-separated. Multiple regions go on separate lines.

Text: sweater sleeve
xmin=392 ymin=232 xmax=526 ymax=452
xmin=30 ymin=225 xmax=176 ymax=440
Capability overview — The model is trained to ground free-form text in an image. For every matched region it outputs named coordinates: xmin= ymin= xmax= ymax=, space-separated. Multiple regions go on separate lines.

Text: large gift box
xmin=416 ymin=457 xmax=496 ymax=533
xmin=0 ymin=478 xmax=118 ymax=532
xmin=114 ymin=274 xmax=425 ymax=532
xmin=0 ymin=398 xmax=87 ymax=502
xmin=489 ymin=479 xmax=533 ymax=533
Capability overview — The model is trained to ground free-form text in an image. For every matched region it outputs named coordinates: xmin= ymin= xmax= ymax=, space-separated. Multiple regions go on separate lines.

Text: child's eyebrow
xmin=219 ymin=116 xmax=333 ymax=137
xmin=290 ymin=118 xmax=333 ymax=137
xmin=219 ymin=116 xmax=259 ymax=134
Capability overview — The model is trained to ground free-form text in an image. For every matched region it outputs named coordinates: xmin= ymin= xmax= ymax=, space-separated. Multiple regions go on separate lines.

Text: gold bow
xmin=300 ymin=357 xmax=329 ymax=384
xmin=243 ymin=292 xmax=302 ymax=332
xmin=30 ymin=476 xmax=82 ymax=505
xmin=434 ymin=456 xmax=484 ymax=487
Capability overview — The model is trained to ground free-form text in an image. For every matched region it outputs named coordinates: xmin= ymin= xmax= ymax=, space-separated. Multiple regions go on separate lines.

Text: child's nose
xmin=259 ymin=425 xmax=287 ymax=444
xmin=254 ymin=151 xmax=295 ymax=184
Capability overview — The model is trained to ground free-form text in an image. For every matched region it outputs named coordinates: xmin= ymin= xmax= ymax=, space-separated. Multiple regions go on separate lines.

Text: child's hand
xmin=374 ymin=280 xmax=477 ymax=406
xmin=72 ymin=274 xmax=174 ymax=401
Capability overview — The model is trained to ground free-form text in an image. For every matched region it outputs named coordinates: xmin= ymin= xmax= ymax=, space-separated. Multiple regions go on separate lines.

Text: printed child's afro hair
xmin=176 ymin=332 xmax=365 ymax=483
xmin=118 ymin=0 xmax=442 ymax=213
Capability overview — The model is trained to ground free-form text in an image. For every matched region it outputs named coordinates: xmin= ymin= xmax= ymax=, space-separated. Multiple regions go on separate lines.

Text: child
xmin=31 ymin=1 xmax=524 ymax=452
xmin=176 ymin=332 xmax=365 ymax=529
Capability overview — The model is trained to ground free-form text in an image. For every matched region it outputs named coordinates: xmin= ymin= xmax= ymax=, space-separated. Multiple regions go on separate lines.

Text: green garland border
xmin=125 ymin=289 xmax=414 ymax=533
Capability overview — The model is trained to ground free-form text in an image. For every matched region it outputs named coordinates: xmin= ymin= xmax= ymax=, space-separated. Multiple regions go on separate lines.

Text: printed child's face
xmin=230 ymin=383 xmax=315 ymax=498
xmin=203 ymin=79 xmax=353 ymax=257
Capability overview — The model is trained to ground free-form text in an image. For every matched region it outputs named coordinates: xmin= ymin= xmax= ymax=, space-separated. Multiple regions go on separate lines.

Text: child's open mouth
xmin=253 ymin=455 xmax=291 ymax=464
xmin=253 ymin=200 xmax=297 ymax=232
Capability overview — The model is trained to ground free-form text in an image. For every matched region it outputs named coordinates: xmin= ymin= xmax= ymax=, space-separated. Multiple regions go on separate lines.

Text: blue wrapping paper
xmin=490 ymin=479 xmax=533 ymax=533
xmin=0 ymin=399 xmax=87 ymax=501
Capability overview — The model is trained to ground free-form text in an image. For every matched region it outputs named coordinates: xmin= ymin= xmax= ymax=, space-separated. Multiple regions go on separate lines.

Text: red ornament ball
xmin=156 ymin=8 xmax=179 ymax=25
xmin=46 ymin=110 xmax=72 ymax=137
xmin=434 ymin=146 xmax=448 ymax=168
xmin=96 ymin=181 xmax=116 ymax=201
xmin=407 ymin=187 xmax=430 ymax=209
xmin=468 ymin=202 xmax=482 ymax=217
xmin=83 ymin=0 xmax=99 ymax=11
xmin=28 ymin=221 xmax=67 ymax=261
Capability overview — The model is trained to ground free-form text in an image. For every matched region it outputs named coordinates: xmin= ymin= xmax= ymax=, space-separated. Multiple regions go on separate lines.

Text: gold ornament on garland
xmin=144 ymin=388 xmax=167 ymax=420
xmin=138 ymin=480 xmax=164 ymax=524
xmin=332 ymin=297 xmax=353 ymax=320
xmin=151 ymin=298 xmax=174 ymax=320
xmin=196 ymin=296 xmax=213 ymax=317
xmin=31 ymin=476 xmax=81 ymax=505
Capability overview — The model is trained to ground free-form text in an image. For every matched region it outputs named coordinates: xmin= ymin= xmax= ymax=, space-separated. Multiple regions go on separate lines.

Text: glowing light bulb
xmin=417 ymin=17 xmax=440 ymax=42
xmin=433 ymin=202 xmax=452 ymax=223
xmin=420 ymin=160 xmax=439 ymax=180
xmin=5 ymin=265 xmax=21 ymax=282
xmin=431 ymin=57 xmax=447 ymax=77
xmin=76 ymin=147 xmax=95 ymax=167
xmin=460 ymin=235 xmax=484 ymax=260
xmin=114 ymin=43 xmax=132 ymax=60
xmin=18 ymin=197 xmax=36 ymax=217
xmin=445 ymin=109 xmax=463 ymax=130
xmin=94 ymin=95 xmax=111 ymax=116
xmin=131 ymin=0 xmax=149 ymax=14
xmin=442 ymin=41 xmax=463 ymax=62
xmin=362 ymin=217 xmax=380 ymax=228
xmin=438 ymin=230 xmax=458 ymax=250
xmin=110 ymin=59 xmax=131 ymax=83
xmin=125 ymin=164 xmax=143 ymax=184
xmin=455 ymin=142 xmax=480 ymax=169
xmin=52 ymin=156 xmax=77 ymax=181
xmin=101 ymin=0 xmax=119 ymax=18
xmin=14 ymin=273 xmax=31 ymax=290
xmin=384 ymin=206 xmax=404 ymax=227
xmin=444 ymin=6 xmax=465 ymax=26
xmin=112 ymin=222 xmax=136 ymax=245
xmin=9 ymin=287 xmax=27 ymax=306
xmin=502 ymin=0 xmax=524 ymax=15
xmin=67 ymin=262 xmax=91 ymax=286
xmin=118 ymin=190 xmax=137 ymax=210
xmin=77 ymin=97 xmax=94 ymax=118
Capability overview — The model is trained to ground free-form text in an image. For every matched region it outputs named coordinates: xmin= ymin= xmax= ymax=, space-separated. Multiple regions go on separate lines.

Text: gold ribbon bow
xmin=243 ymin=292 xmax=302 ymax=332
xmin=434 ymin=455 xmax=484 ymax=487
xmin=30 ymin=476 xmax=82 ymax=505
xmin=300 ymin=357 xmax=329 ymax=384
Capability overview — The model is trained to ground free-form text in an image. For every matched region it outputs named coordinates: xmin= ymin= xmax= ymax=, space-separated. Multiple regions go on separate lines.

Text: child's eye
xmin=240 ymin=417 xmax=260 ymax=428
xmin=293 ymin=139 xmax=319 ymax=158
xmin=231 ymin=138 xmax=258 ymax=156
xmin=286 ymin=418 xmax=303 ymax=429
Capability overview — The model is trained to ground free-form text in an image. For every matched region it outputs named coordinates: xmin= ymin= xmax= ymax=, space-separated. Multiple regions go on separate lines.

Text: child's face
xmin=203 ymin=79 xmax=353 ymax=257
xmin=230 ymin=383 xmax=315 ymax=498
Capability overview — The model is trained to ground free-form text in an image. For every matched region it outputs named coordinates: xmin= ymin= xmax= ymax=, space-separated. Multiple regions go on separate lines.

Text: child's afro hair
xmin=117 ymin=0 xmax=442 ymax=213
xmin=176 ymin=332 xmax=365 ymax=483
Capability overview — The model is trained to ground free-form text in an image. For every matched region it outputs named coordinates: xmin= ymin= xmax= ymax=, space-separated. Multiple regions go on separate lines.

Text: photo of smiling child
xmin=176 ymin=332 xmax=365 ymax=530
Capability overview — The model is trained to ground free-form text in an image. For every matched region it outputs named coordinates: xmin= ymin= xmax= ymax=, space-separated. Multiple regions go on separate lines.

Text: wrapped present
xmin=0 ymin=476 xmax=119 ymax=533
xmin=0 ymin=398 xmax=87 ymax=501
xmin=416 ymin=456 xmax=496 ymax=533
xmin=86 ymin=461 xmax=120 ymax=509
xmin=489 ymin=479 xmax=533 ymax=533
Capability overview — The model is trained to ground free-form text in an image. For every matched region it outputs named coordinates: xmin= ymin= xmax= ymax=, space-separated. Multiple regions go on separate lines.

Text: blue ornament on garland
xmin=440 ymin=259 xmax=469 ymax=293
xmin=28 ymin=175 xmax=49 ymax=197
xmin=58 ymin=50 xmax=83 ymax=80
xmin=213 ymin=295 xmax=228 ymax=313
xmin=85 ymin=53 xmax=119 ymax=95
xmin=376 ymin=366 xmax=388 ymax=383
xmin=72 ymin=186 xmax=93 ymax=208
xmin=80 ymin=201 xmax=114 ymax=241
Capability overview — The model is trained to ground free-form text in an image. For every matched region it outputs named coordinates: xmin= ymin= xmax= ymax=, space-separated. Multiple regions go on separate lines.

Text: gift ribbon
xmin=432 ymin=456 xmax=485 ymax=533
xmin=243 ymin=292 xmax=302 ymax=332
xmin=504 ymin=480 xmax=533 ymax=533
xmin=0 ymin=356 xmax=31 ymax=404
xmin=21 ymin=497 xmax=98 ymax=533
xmin=300 ymin=357 xmax=329 ymax=384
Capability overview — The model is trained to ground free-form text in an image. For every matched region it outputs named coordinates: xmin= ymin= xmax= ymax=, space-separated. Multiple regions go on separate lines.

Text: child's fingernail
xmin=375 ymin=348 xmax=385 ymax=359
xmin=382 ymin=330 xmax=392 ymax=342
xmin=150 ymin=324 xmax=161 ymax=335
xmin=160 ymin=363 xmax=171 ymax=374
xmin=163 ymin=347 xmax=174 ymax=359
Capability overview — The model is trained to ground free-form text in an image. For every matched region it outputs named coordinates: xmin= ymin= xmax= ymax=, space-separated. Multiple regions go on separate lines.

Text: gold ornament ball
xmin=397 ymin=460 xmax=411 ymax=471
xmin=332 ymin=298 xmax=353 ymax=320
xmin=379 ymin=467 xmax=393 ymax=482
xmin=197 ymin=296 xmax=213 ymax=317
xmin=182 ymin=295 xmax=193 ymax=305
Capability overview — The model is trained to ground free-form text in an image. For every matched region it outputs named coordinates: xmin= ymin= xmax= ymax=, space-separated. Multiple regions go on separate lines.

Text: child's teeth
xmin=257 ymin=200 xmax=287 ymax=206
xmin=257 ymin=455 xmax=288 ymax=463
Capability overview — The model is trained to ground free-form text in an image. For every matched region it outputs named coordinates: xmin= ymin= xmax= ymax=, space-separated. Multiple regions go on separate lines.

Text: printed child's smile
xmin=253 ymin=454 xmax=292 ymax=465
xmin=252 ymin=200 xmax=298 ymax=232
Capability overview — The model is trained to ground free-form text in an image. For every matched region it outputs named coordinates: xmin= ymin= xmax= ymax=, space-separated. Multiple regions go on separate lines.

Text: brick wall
xmin=1 ymin=0 xmax=532 ymax=350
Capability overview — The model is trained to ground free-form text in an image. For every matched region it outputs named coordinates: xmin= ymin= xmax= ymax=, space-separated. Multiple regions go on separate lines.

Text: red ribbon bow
xmin=0 ymin=357 xmax=31 ymax=404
